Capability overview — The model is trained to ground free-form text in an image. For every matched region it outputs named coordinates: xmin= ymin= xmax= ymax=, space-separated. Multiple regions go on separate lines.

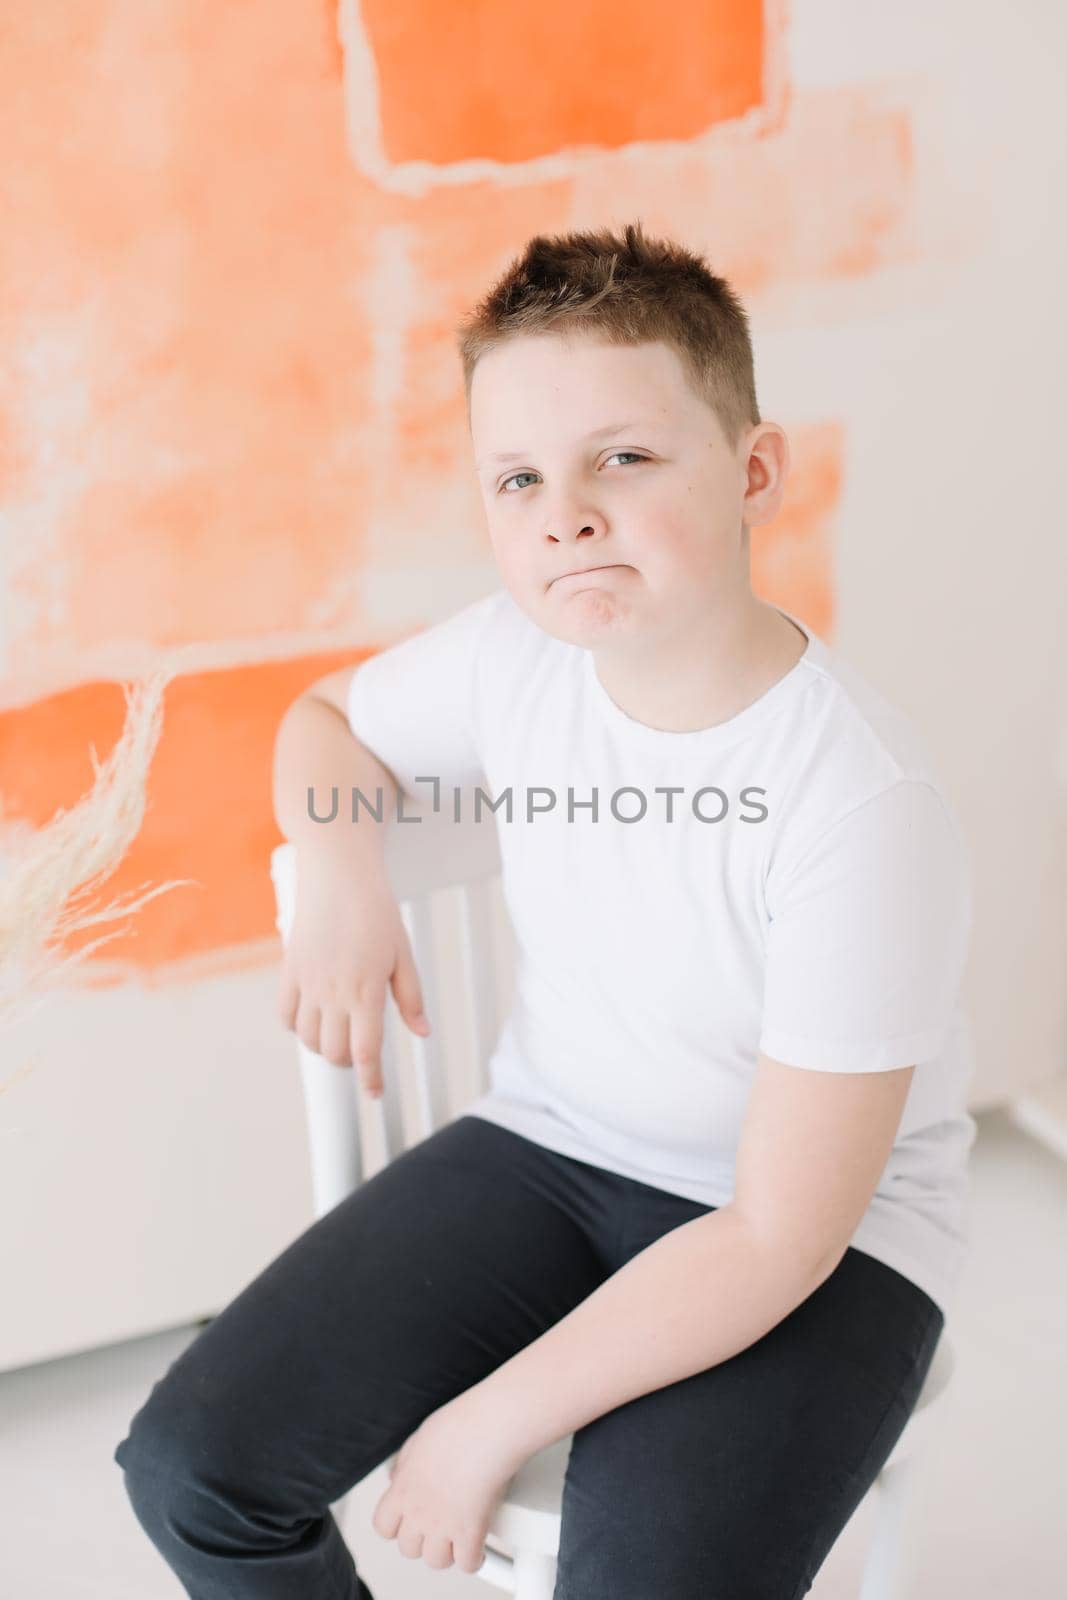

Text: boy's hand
xmin=276 ymin=850 xmax=431 ymax=1099
xmin=371 ymin=1390 xmax=524 ymax=1575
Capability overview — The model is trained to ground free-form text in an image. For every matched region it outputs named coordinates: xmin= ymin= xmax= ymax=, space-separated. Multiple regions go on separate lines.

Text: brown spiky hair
xmin=456 ymin=219 xmax=761 ymax=453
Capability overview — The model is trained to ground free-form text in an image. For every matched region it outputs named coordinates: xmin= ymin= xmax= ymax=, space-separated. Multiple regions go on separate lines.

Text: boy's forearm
xmin=462 ymin=1203 xmax=837 ymax=1470
xmin=272 ymin=693 xmax=397 ymax=873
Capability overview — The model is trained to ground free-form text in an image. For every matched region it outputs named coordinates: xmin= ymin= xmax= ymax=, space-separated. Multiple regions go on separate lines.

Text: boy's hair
xmin=456 ymin=219 xmax=761 ymax=452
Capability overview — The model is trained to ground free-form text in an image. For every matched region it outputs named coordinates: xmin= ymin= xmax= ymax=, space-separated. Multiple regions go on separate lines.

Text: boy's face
xmin=469 ymin=333 xmax=781 ymax=650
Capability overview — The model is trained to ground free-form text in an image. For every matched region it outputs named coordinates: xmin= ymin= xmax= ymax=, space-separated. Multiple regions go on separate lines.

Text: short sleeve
xmin=346 ymin=591 xmax=497 ymax=802
xmin=759 ymin=780 xmax=972 ymax=1072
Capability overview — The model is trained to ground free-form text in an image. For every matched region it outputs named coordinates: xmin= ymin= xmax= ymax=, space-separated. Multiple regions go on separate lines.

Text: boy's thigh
xmin=552 ymin=1247 xmax=944 ymax=1600
xmin=115 ymin=1115 xmax=605 ymax=1516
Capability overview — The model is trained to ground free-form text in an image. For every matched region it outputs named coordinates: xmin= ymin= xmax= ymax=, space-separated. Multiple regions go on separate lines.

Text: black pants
xmin=114 ymin=1114 xmax=944 ymax=1599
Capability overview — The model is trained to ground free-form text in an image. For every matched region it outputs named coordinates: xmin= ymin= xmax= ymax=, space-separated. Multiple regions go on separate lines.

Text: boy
xmin=117 ymin=221 xmax=974 ymax=1599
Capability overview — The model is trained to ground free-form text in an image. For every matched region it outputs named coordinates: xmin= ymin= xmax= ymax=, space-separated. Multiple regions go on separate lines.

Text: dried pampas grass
xmin=0 ymin=659 xmax=199 ymax=1095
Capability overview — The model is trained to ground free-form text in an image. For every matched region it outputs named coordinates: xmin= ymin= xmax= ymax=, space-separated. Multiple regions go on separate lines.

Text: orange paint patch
xmin=0 ymin=2 xmax=377 ymax=675
xmin=364 ymin=0 xmax=766 ymax=165
xmin=0 ymin=650 xmax=368 ymax=976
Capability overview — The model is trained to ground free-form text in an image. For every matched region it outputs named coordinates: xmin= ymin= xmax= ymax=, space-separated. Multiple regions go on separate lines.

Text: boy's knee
xmin=113 ymin=1375 xmax=223 ymax=1509
xmin=113 ymin=1403 xmax=191 ymax=1528
xmin=114 ymin=1436 xmax=170 ymax=1537
xmin=114 ymin=1399 xmax=257 ymax=1564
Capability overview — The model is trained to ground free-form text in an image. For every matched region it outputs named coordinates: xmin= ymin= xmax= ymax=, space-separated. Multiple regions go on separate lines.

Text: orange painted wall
xmin=1 ymin=1 xmax=915 ymax=979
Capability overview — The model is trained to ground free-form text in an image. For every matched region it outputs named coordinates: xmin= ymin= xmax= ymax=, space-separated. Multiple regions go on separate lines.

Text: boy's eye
xmin=498 ymin=451 xmax=648 ymax=495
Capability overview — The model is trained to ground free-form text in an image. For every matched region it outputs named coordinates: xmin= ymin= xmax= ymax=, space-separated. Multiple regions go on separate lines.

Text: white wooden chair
xmin=269 ymin=798 xmax=956 ymax=1600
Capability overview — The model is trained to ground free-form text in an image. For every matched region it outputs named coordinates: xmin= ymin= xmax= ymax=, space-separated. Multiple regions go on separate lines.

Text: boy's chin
xmin=542 ymin=597 xmax=638 ymax=647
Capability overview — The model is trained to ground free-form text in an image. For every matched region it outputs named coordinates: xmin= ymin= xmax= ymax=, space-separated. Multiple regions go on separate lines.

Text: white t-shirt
xmin=347 ymin=587 xmax=977 ymax=1320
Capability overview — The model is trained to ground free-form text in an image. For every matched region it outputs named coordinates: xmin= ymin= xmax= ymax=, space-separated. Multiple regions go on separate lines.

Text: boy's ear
xmin=742 ymin=423 xmax=789 ymax=528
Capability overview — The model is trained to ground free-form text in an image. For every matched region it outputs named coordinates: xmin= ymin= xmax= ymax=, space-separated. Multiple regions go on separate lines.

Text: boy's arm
xmin=457 ymin=1051 xmax=915 ymax=1470
xmin=276 ymin=582 xmax=495 ymax=860
xmin=272 ymin=666 xmax=397 ymax=880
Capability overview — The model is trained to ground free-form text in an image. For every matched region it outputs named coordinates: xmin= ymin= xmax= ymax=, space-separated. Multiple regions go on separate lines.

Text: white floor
xmin=1 ymin=1105 xmax=1063 ymax=1599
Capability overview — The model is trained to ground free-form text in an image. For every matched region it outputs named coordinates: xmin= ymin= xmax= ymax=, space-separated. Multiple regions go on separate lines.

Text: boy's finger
xmin=391 ymin=950 xmax=431 ymax=1036
xmin=351 ymin=1019 xmax=383 ymax=1097
xmin=276 ymin=971 xmax=299 ymax=1032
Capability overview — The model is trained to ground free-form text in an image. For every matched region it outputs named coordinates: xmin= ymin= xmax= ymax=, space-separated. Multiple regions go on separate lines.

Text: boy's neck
xmin=590 ymin=599 xmax=808 ymax=735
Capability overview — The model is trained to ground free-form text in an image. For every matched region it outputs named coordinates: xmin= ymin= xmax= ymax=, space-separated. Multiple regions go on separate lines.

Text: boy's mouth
xmin=554 ymin=564 xmax=627 ymax=583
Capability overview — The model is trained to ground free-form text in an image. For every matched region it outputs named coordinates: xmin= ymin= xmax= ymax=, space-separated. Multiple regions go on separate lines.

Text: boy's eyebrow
xmin=480 ymin=419 xmax=649 ymax=466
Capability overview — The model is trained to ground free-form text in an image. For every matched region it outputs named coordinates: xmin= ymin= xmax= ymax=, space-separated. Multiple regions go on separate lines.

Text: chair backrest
xmin=270 ymin=793 xmax=514 ymax=1219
